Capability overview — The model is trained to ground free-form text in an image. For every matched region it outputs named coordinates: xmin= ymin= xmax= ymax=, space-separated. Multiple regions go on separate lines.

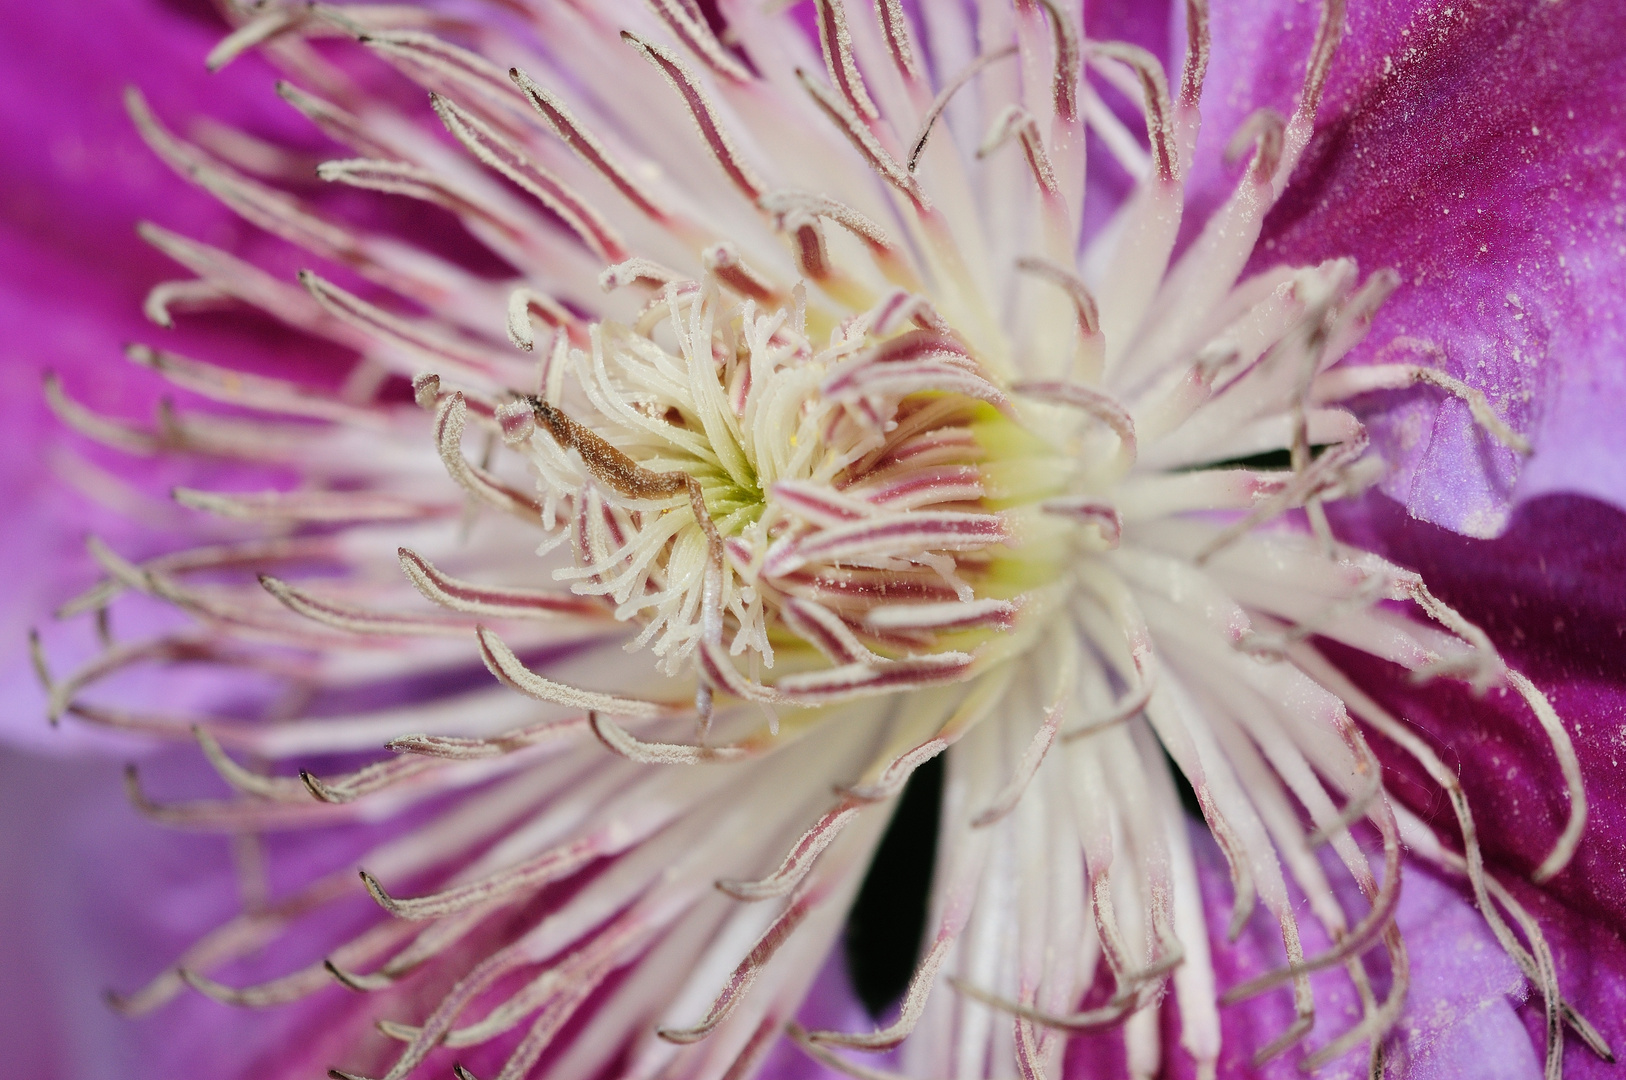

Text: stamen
xmin=173 ymin=487 xmax=454 ymax=524
xmin=434 ymin=394 xmax=547 ymax=521
xmin=797 ymin=69 xmax=926 ymax=206
xmin=656 ymin=889 xmax=820 ymax=1043
xmin=479 ymin=627 xmax=688 ymax=722
xmin=1033 ymin=0 xmax=1083 ymax=121
xmin=781 ymin=598 xmax=888 ymax=666
xmin=275 ymin=81 xmax=402 ymax=162
xmin=622 ymin=32 xmax=768 ymax=202
xmin=1300 ymin=928 xmax=1409 ymax=1070
xmin=299 ymin=271 xmax=509 ymax=378
xmin=206 ymin=6 xmax=306 ymax=72
xmin=1249 ymin=915 xmax=1314 ymax=1064
xmin=600 ymin=257 xmax=684 ymax=291
xmin=506 ymin=287 xmax=583 ymax=352
xmin=177 ymin=921 xmax=409 ymax=1007
xmin=1312 ymin=343 xmax=1533 ymax=455
xmin=1080 ymin=86 xmax=1152 ymax=180
xmin=258 ymin=575 xmax=474 ymax=637
xmin=137 ymin=221 xmax=360 ymax=345
xmin=1179 ymin=0 xmax=1212 ymax=107
xmin=43 ymin=372 xmax=165 ymax=455
xmin=644 ymin=0 xmax=754 ymax=83
xmin=341 ymin=26 xmax=530 ymax=126
xmin=298 ymin=756 xmax=441 ymax=805
xmin=703 ymin=242 xmax=783 ymax=303
xmin=1087 ymin=42 xmax=1177 ymax=182
xmin=386 ymin=716 xmax=588 ymax=760
xmin=812 ymin=0 xmax=880 ymax=122
xmin=193 ymin=726 xmax=314 ymax=802
xmin=806 ymin=935 xmax=954 ymax=1049
xmin=972 ymin=703 xmax=1064 ymax=827
xmin=977 ymin=106 xmax=1061 ymax=197
xmin=1012 ymin=380 xmax=1136 ymax=465
xmin=1505 ymin=670 xmax=1587 ymax=881
xmin=716 ymin=799 xmax=867 ymax=901
xmin=1223 ymin=107 xmax=1285 ymax=182
xmin=1298 ymin=0 xmax=1346 ymax=118
xmin=123 ymin=764 xmax=351 ymax=831
xmin=873 ymin=0 xmax=923 ymax=84
xmin=1192 ymin=435 xmax=1369 ymax=563
xmin=509 ymin=67 xmax=681 ymax=228
xmin=590 ymin=711 xmax=764 ymax=764
xmin=315 ymin=157 xmax=535 ymax=246
xmin=127 ymin=89 xmax=453 ymax=306
xmin=759 ymin=191 xmax=897 ymax=254
xmin=359 ymin=837 xmax=602 ymax=920
xmin=1014 ymin=256 xmax=1100 ymax=336
xmin=397 ymin=548 xmax=610 ymax=620
xmin=141 ymin=280 xmax=230 ymax=330
xmin=430 ymin=93 xmax=630 ymax=264
xmin=906 ymin=46 xmax=1018 ymax=173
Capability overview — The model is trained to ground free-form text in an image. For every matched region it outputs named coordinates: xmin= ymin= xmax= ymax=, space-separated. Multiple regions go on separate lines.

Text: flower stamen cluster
xmin=30 ymin=1 xmax=1609 ymax=1079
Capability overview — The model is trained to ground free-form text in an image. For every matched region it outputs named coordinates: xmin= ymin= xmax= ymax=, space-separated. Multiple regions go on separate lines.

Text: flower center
xmin=494 ymin=278 xmax=1062 ymax=682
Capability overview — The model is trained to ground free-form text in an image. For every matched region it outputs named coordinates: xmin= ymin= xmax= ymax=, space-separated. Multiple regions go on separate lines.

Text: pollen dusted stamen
xmin=47 ymin=3 xmax=1603 ymax=1080
xmin=907 ymin=45 xmax=1019 ymax=173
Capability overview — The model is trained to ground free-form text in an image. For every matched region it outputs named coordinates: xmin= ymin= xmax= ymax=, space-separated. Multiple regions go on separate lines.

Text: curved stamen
xmin=1014 ymin=256 xmax=1100 ymax=336
xmin=1033 ymin=0 xmax=1084 ymax=122
xmin=590 ymin=711 xmax=765 ymax=764
xmin=977 ymin=106 xmax=1061 ymax=196
xmin=1086 ymin=42 xmax=1177 ymax=182
xmin=906 ymin=46 xmax=1018 ymax=173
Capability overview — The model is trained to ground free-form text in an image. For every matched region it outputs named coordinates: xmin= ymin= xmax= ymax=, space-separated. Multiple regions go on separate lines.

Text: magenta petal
xmin=1197 ymin=0 xmax=1626 ymax=534
xmin=0 ymin=0 xmax=275 ymax=741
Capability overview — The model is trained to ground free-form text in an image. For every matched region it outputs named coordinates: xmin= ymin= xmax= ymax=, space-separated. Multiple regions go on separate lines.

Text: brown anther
xmin=525 ymin=397 xmax=723 ymax=561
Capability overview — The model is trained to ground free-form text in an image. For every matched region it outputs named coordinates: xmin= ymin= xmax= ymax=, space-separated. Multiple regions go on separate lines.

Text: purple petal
xmin=1190 ymin=826 xmax=1538 ymax=1080
xmin=1328 ymin=491 xmax=1626 ymax=1064
xmin=1197 ymin=0 xmax=1626 ymax=534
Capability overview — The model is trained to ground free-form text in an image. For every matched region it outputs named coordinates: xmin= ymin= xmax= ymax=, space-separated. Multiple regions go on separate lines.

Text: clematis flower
xmin=6 ymin=2 xmax=1625 ymax=1080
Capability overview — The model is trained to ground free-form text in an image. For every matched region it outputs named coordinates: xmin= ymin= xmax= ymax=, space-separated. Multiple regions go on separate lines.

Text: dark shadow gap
xmin=844 ymin=753 xmax=943 ymax=1018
